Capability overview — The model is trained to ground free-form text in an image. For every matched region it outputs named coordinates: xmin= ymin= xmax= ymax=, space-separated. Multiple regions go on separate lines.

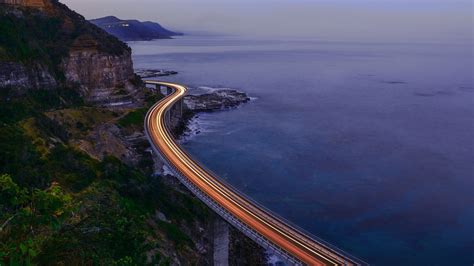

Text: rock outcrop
xmin=0 ymin=0 xmax=145 ymax=107
xmin=1 ymin=0 xmax=267 ymax=263
xmin=135 ymin=69 xmax=178 ymax=78
xmin=62 ymin=36 xmax=140 ymax=106
xmin=0 ymin=62 xmax=57 ymax=92
xmin=167 ymin=88 xmax=251 ymax=138
xmin=184 ymin=89 xmax=250 ymax=112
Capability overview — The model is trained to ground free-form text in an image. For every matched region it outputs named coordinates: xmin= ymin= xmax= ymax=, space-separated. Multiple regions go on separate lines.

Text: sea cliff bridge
xmin=144 ymin=80 xmax=366 ymax=265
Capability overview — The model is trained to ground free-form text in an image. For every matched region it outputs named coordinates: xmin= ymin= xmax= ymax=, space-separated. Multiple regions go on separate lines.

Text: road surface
xmin=144 ymin=80 xmax=365 ymax=265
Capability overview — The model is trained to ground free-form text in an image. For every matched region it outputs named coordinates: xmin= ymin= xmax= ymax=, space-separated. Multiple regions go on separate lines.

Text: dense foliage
xmin=0 ymin=2 xmax=212 ymax=265
xmin=117 ymin=108 xmax=148 ymax=128
xmin=0 ymin=89 xmax=210 ymax=265
xmin=0 ymin=12 xmax=65 ymax=68
xmin=0 ymin=4 xmax=130 ymax=76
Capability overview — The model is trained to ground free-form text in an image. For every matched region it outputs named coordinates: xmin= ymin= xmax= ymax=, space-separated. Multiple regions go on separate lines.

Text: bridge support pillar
xmin=176 ymin=98 xmax=183 ymax=117
xmin=153 ymin=85 xmax=174 ymax=95
xmin=213 ymin=218 xmax=230 ymax=266
xmin=166 ymin=111 xmax=171 ymax=126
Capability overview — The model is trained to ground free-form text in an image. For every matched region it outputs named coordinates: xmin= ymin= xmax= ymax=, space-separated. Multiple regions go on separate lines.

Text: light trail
xmin=144 ymin=80 xmax=366 ymax=266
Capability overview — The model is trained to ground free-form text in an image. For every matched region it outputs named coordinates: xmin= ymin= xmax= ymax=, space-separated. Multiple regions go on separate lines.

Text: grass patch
xmin=117 ymin=108 xmax=148 ymax=129
xmin=21 ymin=118 xmax=51 ymax=159
xmin=46 ymin=107 xmax=118 ymax=137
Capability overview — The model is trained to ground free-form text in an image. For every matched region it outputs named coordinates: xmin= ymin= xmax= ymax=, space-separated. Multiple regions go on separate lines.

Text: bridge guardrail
xmin=144 ymin=81 xmax=368 ymax=266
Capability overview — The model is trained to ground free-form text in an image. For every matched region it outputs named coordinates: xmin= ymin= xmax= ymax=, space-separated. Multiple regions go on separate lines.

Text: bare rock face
xmin=0 ymin=62 xmax=57 ymax=92
xmin=0 ymin=0 xmax=145 ymax=107
xmin=61 ymin=35 xmax=141 ymax=107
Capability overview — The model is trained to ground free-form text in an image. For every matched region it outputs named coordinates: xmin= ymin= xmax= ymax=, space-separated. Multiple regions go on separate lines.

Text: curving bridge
xmin=144 ymin=80 xmax=366 ymax=265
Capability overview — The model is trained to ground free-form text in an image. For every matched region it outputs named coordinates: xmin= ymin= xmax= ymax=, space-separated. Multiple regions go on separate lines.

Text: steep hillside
xmin=0 ymin=1 xmax=214 ymax=264
xmin=90 ymin=16 xmax=182 ymax=41
xmin=0 ymin=1 xmax=267 ymax=265
xmin=0 ymin=0 xmax=144 ymax=107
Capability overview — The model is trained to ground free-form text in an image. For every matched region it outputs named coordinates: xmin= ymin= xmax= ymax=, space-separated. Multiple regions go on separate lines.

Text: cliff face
xmin=0 ymin=1 xmax=268 ymax=264
xmin=0 ymin=62 xmax=57 ymax=91
xmin=0 ymin=0 xmax=144 ymax=107
xmin=61 ymin=35 xmax=141 ymax=106
xmin=62 ymin=50 xmax=136 ymax=106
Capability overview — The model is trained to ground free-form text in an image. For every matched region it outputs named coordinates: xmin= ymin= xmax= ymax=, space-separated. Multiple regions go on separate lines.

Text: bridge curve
xmin=144 ymin=80 xmax=366 ymax=266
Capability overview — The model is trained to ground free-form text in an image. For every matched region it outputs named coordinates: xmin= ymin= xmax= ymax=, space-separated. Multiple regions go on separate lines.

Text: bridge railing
xmin=144 ymin=81 xmax=368 ymax=265
xmin=166 ymin=132 xmax=366 ymax=265
xmin=148 ymin=145 xmax=304 ymax=265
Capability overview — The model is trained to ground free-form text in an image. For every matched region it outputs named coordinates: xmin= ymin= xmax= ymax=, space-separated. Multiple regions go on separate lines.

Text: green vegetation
xmin=45 ymin=107 xmax=118 ymax=138
xmin=0 ymin=4 xmax=130 ymax=69
xmin=117 ymin=108 xmax=148 ymax=128
xmin=0 ymin=173 xmax=155 ymax=265
xmin=1 ymin=2 xmax=211 ymax=264
xmin=157 ymin=221 xmax=192 ymax=248
xmin=0 ymin=87 xmax=83 ymax=125
xmin=0 ymin=12 xmax=59 ymax=62
xmin=0 ymin=1 xmax=135 ymax=96
xmin=0 ymin=89 xmax=209 ymax=265
xmin=145 ymin=91 xmax=165 ymax=106
xmin=117 ymin=91 xmax=164 ymax=131
xmin=0 ymin=14 xmax=64 ymax=70
xmin=0 ymin=174 xmax=74 ymax=265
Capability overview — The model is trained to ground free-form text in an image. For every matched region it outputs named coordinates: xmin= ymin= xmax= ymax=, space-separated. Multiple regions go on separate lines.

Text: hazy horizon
xmin=61 ymin=0 xmax=473 ymax=43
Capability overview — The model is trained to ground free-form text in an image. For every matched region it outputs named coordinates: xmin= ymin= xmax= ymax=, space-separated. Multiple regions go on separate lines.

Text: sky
xmin=61 ymin=0 xmax=473 ymax=42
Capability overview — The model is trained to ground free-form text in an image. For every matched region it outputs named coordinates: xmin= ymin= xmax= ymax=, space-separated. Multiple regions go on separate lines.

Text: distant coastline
xmin=90 ymin=16 xmax=182 ymax=41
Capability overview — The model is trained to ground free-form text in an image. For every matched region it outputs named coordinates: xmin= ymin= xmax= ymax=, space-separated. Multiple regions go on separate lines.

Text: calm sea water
xmin=130 ymin=36 xmax=474 ymax=265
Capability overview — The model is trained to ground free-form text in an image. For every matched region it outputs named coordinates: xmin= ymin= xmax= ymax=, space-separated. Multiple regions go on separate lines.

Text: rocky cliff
xmin=0 ymin=62 xmax=57 ymax=92
xmin=62 ymin=35 xmax=142 ymax=107
xmin=0 ymin=0 xmax=144 ymax=107
xmin=0 ymin=1 xmax=268 ymax=264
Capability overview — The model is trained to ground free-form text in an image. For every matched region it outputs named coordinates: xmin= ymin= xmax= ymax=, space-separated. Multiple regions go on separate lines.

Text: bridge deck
xmin=144 ymin=80 xmax=366 ymax=266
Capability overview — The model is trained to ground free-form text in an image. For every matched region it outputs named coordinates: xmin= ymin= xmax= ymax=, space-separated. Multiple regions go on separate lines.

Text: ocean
xmin=130 ymin=36 xmax=473 ymax=265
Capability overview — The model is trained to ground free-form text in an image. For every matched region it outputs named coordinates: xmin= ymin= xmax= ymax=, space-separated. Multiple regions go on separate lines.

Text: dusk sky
xmin=62 ymin=0 xmax=472 ymax=42
xmin=1 ymin=0 xmax=473 ymax=265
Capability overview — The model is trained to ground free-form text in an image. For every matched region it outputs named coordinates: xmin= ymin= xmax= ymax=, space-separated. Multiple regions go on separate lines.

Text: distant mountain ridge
xmin=90 ymin=16 xmax=182 ymax=41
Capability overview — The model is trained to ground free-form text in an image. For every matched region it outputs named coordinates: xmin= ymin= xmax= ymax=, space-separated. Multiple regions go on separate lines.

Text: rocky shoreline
xmin=184 ymin=89 xmax=250 ymax=112
xmin=163 ymin=85 xmax=271 ymax=263
xmin=136 ymin=69 xmax=178 ymax=78
xmin=0 ymin=0 xmax=266 ymax=263
xmin=172 ymin=87 xmax=251 ymax=141
xmin=41 ymin=85 xmax=266 ymax=264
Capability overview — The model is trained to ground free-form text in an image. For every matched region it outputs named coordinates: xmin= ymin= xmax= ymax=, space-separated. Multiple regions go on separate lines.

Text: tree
xmin=0 ymin=174 xmax=74 ymax=265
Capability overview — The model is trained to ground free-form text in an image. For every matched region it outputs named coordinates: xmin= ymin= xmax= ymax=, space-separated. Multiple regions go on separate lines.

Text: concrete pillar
xmin=214 ymin=219 xmax=230 ymax=266
xmin=176 ymin=98 xmax=183 ymax=117
xmin=166 ymin=111 xmax=171 ymax=126
xmin=167 ymin=86 xmax=173 ymax=95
